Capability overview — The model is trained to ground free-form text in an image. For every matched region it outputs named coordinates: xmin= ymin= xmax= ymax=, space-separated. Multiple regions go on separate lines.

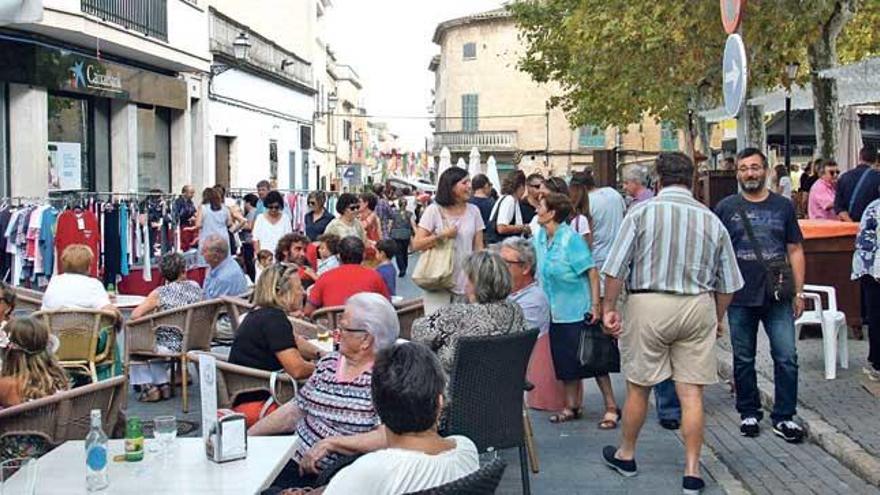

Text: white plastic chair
xmin=794 ymin=284 xmax=849 ymax=379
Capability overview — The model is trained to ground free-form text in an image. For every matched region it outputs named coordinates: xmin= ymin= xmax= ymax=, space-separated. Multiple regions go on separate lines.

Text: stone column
xmin=111 ymin=101 xmax=138 ymax=193
xmin=8 ymin=84 xmax=48 ymax=197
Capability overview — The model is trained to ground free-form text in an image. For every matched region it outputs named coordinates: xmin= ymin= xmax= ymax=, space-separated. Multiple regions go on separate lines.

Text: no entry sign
xmin=721 ymin=0 xmax=745 ymax=34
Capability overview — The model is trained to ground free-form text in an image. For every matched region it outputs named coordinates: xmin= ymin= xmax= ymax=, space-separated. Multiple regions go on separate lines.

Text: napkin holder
xmin=205 ymin=411 xmax=248 ymax=463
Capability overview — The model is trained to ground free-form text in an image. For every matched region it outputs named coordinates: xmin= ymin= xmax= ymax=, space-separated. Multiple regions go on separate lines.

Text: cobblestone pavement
xmin=717 ymin=331 xmax=880 ymax=458
xmin=702 ymin=383 xmax=878 ymax=495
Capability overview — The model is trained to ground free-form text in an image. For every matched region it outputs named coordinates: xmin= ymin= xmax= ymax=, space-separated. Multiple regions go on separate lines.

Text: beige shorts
xmin=619 ymin=292 xmax=718 ymax=386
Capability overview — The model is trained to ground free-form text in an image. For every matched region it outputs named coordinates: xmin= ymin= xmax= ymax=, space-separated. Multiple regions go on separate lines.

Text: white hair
xmin=345 ymin=293 xmax=399 ymax=350
xmin=624 ymin=166 xmax=649 ymax=185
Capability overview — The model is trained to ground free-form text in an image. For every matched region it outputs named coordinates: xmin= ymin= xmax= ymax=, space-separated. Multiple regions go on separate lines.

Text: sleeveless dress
xmin=155 ymin=280 xmax=203 ymax=352
xmin=198 ymin=205 xmax=230 ymax=255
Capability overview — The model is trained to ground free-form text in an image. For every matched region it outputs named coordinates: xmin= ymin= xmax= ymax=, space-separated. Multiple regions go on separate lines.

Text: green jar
xmin=124 ymin=417 xmax=144 ymax=462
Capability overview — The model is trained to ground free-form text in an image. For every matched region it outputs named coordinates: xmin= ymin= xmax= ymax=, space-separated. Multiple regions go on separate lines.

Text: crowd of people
xmin=0 ymin=145 xmax=878 ymax=495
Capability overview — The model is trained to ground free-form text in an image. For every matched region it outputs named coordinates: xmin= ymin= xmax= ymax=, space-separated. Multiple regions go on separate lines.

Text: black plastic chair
xmin=440 ymin=329 xmax=539 ymax=495
xmin=406 ymin=458 xmax=507 ymax=495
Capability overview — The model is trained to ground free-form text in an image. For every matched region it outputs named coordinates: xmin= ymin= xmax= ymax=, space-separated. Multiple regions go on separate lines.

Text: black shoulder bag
xmin=737 ymin=206 xmax=795 ymax=302
xmin=485 ymin=195 xmax=515 ymax=245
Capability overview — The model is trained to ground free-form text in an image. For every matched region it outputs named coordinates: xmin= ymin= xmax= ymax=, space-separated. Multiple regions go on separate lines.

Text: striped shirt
xmin=601 ymin=186 xmax=744 ymax=295
xmin=293 ymin=353 xmax=378 ymax=470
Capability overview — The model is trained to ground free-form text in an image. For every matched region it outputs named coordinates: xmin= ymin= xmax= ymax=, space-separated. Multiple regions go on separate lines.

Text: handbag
xmin=412 ymin=212 xmax=455 ymax=290
xmin=737 ymin=205 xmax=795 ymax=302
xmin=484 ymin=195 xmax=516 ymax=245
xmin=577 ymin=318 xmax=620 ymax=373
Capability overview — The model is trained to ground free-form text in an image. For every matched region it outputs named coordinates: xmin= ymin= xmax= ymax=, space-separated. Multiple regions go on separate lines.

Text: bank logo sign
xmin=69 ymin=59 xmax=123 ymax=93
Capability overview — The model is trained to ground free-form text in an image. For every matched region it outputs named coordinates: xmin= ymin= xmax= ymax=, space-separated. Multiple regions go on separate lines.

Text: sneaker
xmin=682 ymin=476 xmax=705 ymax=494
xmin=740 ymin=417 xmax=760 ymax=437
xmin=773 ymin=420 xmax=805 ymax=443
xmin=863 ymin=365 xmax=880 ymax=382
xmin=659 ymin=419 xmax=681 ymax=430
xmin=602 ymin=445 xmax=637 ymax=477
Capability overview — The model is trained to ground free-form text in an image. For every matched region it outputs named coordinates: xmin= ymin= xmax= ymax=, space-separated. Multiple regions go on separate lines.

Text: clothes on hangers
xmin=55 ymin=208 xmax=101 ymax=278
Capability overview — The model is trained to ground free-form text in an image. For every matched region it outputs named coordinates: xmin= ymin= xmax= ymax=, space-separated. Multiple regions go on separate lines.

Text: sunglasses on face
xmin=828 ymin=170 xmax=839 ymax=176
xmin=348 ymin=205 xmax=359 ymax=211
xmin=528 ymin=183 xmax=543 ymax=188
xmin=267 ymin=205 xmax=282 ymax=211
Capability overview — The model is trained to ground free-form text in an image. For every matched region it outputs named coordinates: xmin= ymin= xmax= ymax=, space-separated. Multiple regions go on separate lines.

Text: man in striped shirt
xmin=600 ymin=152 xmax=743 ymax=494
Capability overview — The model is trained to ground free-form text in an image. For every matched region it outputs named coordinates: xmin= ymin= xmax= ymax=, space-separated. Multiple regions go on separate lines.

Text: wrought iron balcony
xmin=82 ymin=0 xmax=168 ymax=41
xmin=433 ymin=131 xmax=518 ymax=153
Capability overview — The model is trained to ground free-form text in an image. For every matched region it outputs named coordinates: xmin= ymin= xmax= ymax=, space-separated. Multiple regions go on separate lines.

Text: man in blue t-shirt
xmin=834 ymin=146 xmax=880 ymax=222
xmin=715 ymin=147 xmax=806 ymax=444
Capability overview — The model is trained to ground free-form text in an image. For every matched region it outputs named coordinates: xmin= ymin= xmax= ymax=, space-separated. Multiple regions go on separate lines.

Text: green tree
xmin=510 ymin=0 xmax=880 ymax=157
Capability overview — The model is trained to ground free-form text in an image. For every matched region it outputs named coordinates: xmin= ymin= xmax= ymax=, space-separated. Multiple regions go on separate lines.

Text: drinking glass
xmin=153 ymin=415 xmax=177 ymax=456
xmin=0 ymin=457 xmax=38 ymax=495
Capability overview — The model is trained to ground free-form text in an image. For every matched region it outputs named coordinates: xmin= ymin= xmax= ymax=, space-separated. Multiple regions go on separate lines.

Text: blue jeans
xmin=728 ymin=303 xmax=799 ymax=423
xmin=654 ymin=378 xmax=681 ymax=421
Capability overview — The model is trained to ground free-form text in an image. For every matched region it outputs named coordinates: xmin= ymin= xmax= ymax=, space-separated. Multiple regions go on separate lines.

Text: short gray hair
xmin=346 ymin=293 xmax=399 ymax=351
xmin=500 ymin=237 xmax=536 ymax=275
xmin=463 ymin=250 xmax=513 ymax=304
xmin=624 ymin=166 xmax=648 ymax=185
xmin=203 ymin=235 xmax=229 ymax=257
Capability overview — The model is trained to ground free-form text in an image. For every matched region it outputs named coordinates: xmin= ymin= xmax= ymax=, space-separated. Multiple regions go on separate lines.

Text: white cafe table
xmin=22 ymin=436 xmax=297 ymax=494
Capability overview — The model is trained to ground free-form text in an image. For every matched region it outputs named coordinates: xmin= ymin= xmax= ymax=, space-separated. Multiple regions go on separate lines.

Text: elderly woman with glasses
xmin=325 ymin=193 xmax=366 ymax=242
xmin=412 ymin=250 xmax=528 ymax=374
xmin=251 ymin=293 xmax=400 ymax=490
xmin=229 ymin=263 xmax=319 ymax=380
xmin=253 ymin=190 xmax=294 ymax=254
xmin=305 ymin=191 xmax=335 ymax=241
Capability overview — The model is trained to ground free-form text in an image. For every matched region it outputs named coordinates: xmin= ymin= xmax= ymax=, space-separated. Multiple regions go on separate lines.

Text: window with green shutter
xmin=462 ymin=94 xmax=479 ymax=132
xmin=578 ymin=125 xmax=605 ymax=148
xmin=660 ymin=121 xmax=679 ymax=151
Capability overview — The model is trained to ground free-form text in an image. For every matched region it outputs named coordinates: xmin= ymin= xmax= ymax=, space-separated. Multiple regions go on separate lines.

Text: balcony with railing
xmin=81 ymin=0 xmax=168 ymax=41
xmin=433 ymin=131 xmax=518 ymax=153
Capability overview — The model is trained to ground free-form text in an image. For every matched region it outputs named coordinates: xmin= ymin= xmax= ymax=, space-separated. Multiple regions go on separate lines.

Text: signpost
xmin=720 ymin=0 xmax=745 ymax=34
xmin=722 ymin=34 xmax=747 ymax=118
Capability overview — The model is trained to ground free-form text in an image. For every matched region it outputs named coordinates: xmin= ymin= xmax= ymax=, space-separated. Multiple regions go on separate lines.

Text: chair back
xmin=182 ymin=300 xmax=224 ymax=351
xmin=311 ymin=305 xmax=345 ymax=330
xmin=406 ymin=457 xmax=507 ymax=495
xmin=12 ymin=287 xmax=43 ymax=314
xmin=31 ymin=309 xmax=118 ymax=370
xmin=290 ymin=317 xmax=322 ymax=339
xmin=441 ymin=329 xmax=538 ymax=453
xmin=187 ymin=351 xmax=297 ymax=409
xmin=396 ymin=300 xmax=425 ymax=340
xmin=0 ymin=376 xmax=126 ymax=448
xmin=126 ymin=300 xmax=222 ymax=358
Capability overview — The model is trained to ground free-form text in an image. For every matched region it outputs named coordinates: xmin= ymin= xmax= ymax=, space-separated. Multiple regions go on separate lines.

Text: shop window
xmin=579 ymin=125 xmax=605 ymax=148
xmin=463 ymin=42 xmax=477 ymax=60
xmin=343 ymin=120 xmax=352 ymax=142
xmin=48 ymin=94 xmax=91 ymax=191
xmin=462 ymin=94 xmax=479 ymax=132
xmin=661 ymin=121 xmax=679 ymax=151
xmin=137 ymin=105 xmax=171 ymax=192
xmin=0 ymin=85 xmax=6 ymax=196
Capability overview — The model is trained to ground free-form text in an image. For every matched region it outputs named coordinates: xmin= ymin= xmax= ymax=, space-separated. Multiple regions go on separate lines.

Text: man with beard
xmin=714 ymin=148 xmax=806 ymax=444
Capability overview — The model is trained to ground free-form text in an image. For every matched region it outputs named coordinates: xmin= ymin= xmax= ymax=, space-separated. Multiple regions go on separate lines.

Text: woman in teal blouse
xmin=533 ymin=192 xmax=620 ymax=427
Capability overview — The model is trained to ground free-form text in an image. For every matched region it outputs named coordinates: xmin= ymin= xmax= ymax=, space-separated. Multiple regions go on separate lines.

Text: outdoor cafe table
xmin=15 ymin=436 xmax=297 ymax=494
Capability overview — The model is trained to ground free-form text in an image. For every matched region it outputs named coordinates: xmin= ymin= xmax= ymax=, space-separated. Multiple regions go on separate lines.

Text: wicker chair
xmin=187 ymin=351 xmax=298 ymax=410
xmin=310 ymin=305 xmax=345 ymax=330
xmin=406 ymin=457 xmax=507 ymax=495
xmin=440 ymin=329 xmax=538 ymax=495
xmin=12 ymin=287 xmax=43 ymax=315
xmin=31 ymin=309 xmax=120 ymax=383
xmin=125 ymin=299 xmax=224 ymax=413
xmin=0 ymin=375 xmax=126 ymax=456
xmin=396 ymin=300 xmax=425 ymax=340
xmin=290 ymin=317 xmax=322 ymax=339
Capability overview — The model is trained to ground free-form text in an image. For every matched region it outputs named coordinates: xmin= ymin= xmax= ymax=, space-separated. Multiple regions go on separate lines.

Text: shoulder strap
xmin=736 ymin=204 xmax=770 ymax=272
xmin=489 ymin=195 xmax=512 ymax=224
xmin=850 ymin=168 xmax=875 ymax=213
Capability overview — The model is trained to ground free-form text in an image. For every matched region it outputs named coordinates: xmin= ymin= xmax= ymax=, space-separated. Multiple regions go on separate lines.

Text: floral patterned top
xmin=155 ymin=280 xmax=203 ymax=352
xmin=853 ymin=198 xmax=880 ymax=280
xmin=412 ymin=301 xmax=528 ymax=373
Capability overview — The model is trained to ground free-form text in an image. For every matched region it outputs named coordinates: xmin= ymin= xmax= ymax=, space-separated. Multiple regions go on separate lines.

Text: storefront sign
xmin=48 ymin=141 xmax=82 ymax=191
xmin=0 ymin=38 xmax=187 ymax=109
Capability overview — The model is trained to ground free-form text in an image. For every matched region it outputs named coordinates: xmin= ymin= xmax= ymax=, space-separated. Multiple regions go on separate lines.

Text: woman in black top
xmin=304 ymin=191 xmax=335 ymax=241
xmin=229 ymin=264 xmax=322 ymax=379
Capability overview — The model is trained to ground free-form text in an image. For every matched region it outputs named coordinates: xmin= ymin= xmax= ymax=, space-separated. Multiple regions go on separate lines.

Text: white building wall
xmin=208 ymin=69 xmax=313 ymax=190
xmin=8 ymin=84 xmax=48 ymax=197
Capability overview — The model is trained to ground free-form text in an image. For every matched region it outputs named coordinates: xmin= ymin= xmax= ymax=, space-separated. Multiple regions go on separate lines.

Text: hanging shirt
xmin=55 ymin=209 xmax=101 ymax=278
xmin=38 ymin=207 xmax=59 ymax=278
xmin=120 ymin=203 xmax=130 ymax=276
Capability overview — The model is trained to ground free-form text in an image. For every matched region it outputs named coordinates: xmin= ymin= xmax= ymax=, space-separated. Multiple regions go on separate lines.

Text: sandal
xmin=137 ymin=385 xmax=161 ymax=403
xmin=598 ymin=407 xmax=622 ymax=430
xmin=549 ymin=408 xmax=582 ymax=424
xmin=158 ymin=383 xmax=172 ymax=400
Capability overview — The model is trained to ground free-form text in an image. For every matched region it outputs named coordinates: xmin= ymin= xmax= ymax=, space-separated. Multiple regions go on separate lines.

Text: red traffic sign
xmin=721 ymin=0 xmax=746 ymax=34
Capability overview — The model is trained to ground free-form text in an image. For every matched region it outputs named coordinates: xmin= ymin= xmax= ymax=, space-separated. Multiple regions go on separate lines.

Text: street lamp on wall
xmin=784 ymin=62 xmax=800 ymax=170
xmin=211 ymin=32 xmax=252 ymax=77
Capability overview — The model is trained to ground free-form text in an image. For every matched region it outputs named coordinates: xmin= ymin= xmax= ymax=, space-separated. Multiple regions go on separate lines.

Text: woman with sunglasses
xmin=325 ymin=193 xmax=366 ymax=242
xmin=807 ymin=159 xmax=840 ymax=220
xmin=305 ymin=192 xmax=335 ymax=241
xmin=253 ymin=190 xmax=294 ymax=255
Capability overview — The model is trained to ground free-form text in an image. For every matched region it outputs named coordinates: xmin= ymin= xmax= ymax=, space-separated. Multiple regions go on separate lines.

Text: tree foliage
xmin=509 ymin=0 xmax=880 ymax=132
